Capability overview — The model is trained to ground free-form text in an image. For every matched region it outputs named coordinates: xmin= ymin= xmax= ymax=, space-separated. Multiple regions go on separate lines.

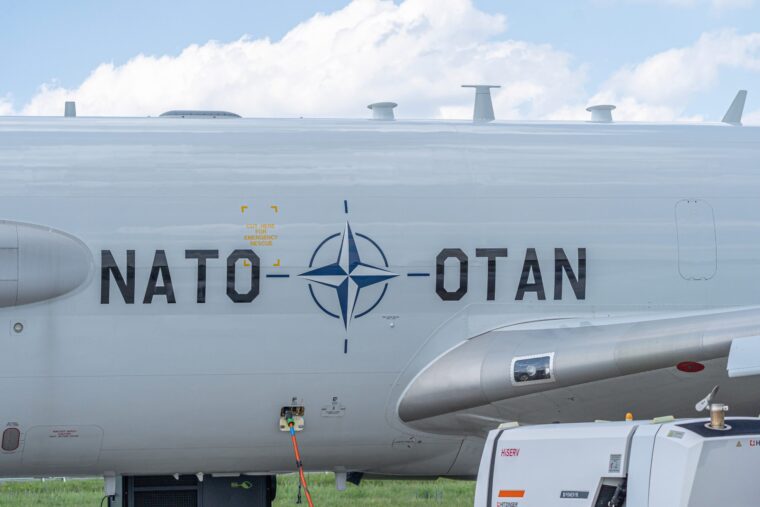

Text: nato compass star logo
xmin=299 ymin=219 xmax=397 ymax=350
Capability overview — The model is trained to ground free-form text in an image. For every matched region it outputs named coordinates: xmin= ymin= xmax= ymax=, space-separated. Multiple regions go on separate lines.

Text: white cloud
xmin=745 ymin=109 xmax=760 ymax=124
xmin=19 ymin=0 xmax=587 ymax=120
xmin=623 ymin=0 xmax=755 ymax=10
xmin=12 ymin=1 xmax=759 ymax=123
xmin=708 ymin=0 xmax=754 ymax=9
xmin=0 ymin=95 xmax=14 ymax=115
xmin=589 ymin=29 xmax=760 ymax=121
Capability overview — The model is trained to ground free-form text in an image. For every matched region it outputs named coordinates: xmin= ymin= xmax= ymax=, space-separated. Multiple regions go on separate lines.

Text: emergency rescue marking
xmin=245 ymin=223 xmax=278 ymax=247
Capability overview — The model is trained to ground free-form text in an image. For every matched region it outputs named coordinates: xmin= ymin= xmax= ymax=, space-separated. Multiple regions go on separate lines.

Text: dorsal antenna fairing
xmin=64 ymin=101 xmax=76 ymax=118
xmin=722 ymin=90 xmax=747 ymax=126
xmin=367 ymin=102 xmax=397 ymax=121
xmin=462 ymin=85 xmax=500 ymax=123
xmin=586 ymin=104 xmax=616 ymax=123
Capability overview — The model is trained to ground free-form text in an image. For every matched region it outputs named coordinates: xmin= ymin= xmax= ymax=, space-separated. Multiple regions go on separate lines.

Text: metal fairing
xmin=0 ymin=117 xmax=758 ymax=478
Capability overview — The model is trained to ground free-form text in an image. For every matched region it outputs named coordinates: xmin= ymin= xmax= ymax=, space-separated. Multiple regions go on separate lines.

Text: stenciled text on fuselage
xmin=99 ymin=247 xmax=586 ymax=304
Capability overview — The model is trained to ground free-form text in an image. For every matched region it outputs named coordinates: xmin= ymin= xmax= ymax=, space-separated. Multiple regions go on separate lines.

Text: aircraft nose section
xmin=0 ymin=222 xmax=92 ymax=307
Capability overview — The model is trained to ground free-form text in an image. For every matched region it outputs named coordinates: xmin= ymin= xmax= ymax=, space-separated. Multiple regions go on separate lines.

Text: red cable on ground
xmin=288 ymin=421 xmax=315 ymax=507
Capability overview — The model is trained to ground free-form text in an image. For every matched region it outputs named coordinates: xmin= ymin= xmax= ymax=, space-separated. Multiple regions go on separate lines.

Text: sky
xmin=1 ymin=0 xmax=758 ymax=123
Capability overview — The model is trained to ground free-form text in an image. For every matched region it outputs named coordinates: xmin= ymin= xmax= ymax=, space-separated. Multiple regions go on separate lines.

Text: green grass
xmin=0 ymin=479 xmax=104 ymax=507
xmin=276 ymin=473 xmax=475 ymax=506
xmin=0 ymin=475 xmax=475 ymax=506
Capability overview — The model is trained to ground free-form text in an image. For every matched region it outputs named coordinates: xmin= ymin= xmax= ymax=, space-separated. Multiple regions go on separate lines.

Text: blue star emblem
xmin=300 ymin=222 xmax=397 ymax=329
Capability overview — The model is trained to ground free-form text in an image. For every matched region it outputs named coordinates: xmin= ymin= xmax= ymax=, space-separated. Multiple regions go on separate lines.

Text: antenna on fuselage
xmin=586 ymin=104 xmax=616 ymax=123
xmin=722 ymin=90 xmax=747 ymax=126
xmin=367 ymin=102 xmax=397 ymax=121
xmin=64 ymin=101 xmax=76 ymax=118
xmin=462 ymin=85 xmax=500 ymax=123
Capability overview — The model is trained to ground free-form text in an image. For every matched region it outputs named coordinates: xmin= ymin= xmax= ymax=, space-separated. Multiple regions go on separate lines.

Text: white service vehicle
xmin=475 ymin=410 xmax=760 ymax=506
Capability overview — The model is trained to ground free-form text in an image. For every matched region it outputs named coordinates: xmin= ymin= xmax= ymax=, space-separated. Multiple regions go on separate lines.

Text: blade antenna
xmin=462 ymin=85 xmax=500 ymax=123
xmin=722 ymin=90 xmax=747 ymax=126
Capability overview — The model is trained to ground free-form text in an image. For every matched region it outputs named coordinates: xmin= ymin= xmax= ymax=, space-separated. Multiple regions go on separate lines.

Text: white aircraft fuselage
xmin=0 ymin=117 xmax=759 ymax=479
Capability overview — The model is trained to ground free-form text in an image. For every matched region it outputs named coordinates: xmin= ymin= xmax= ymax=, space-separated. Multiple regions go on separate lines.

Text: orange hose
xmin=289 ymin=423 xmax=315 ymax=507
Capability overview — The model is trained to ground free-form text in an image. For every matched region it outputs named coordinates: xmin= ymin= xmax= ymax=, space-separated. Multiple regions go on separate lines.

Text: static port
xmin=280 ymin=406 xmax=305 ymax=417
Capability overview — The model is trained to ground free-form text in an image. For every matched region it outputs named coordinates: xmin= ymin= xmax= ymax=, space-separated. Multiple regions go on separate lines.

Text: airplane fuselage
xmin=0 ymin=117 xmax=759 ymax=478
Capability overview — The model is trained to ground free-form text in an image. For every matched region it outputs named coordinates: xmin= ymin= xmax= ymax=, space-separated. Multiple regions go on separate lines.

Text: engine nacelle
xmin=397 ymin=309 xmax=760 ymax=423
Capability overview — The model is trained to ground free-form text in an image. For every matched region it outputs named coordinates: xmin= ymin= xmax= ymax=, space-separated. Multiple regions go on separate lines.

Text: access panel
xmin=675 ymin=199 xmax=717 ymax=280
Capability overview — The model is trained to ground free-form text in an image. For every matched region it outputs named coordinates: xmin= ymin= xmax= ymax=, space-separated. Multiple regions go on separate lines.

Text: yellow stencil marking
xmin=244 ymin=223 xmax=278 ymax=247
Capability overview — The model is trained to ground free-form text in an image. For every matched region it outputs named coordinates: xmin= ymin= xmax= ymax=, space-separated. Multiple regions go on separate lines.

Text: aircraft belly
xmin=91 ymin=441 xmax=465 ymax=477
xmin=0 ymin=372 xmax=465 ymax=477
